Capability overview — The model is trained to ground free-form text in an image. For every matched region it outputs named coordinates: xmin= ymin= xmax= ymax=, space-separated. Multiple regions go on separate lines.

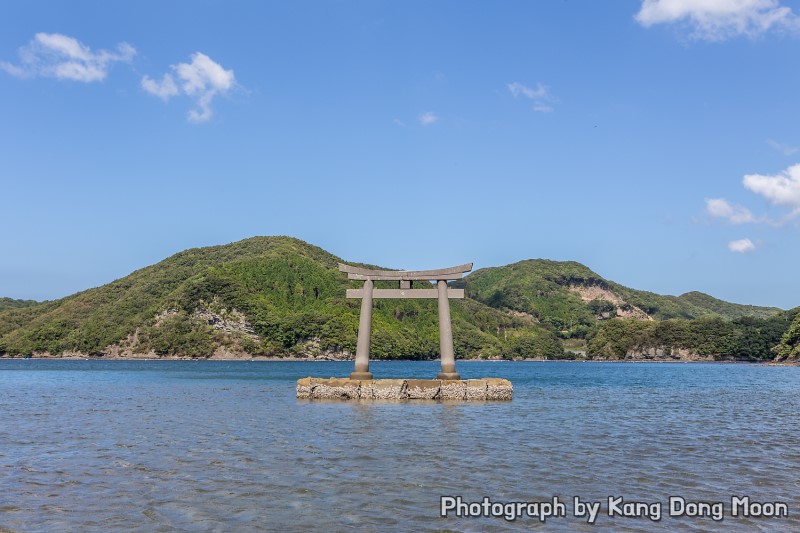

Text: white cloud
xmin=706 ymin=198 xmax=755 ymax=223
xmin=706 ymin=162 xmax=800 ymax=255
xmin=743 ymin=163 xmax=800 ymax=208
xmin=142 ymin=52 xmax=234 ymax=123
xmin=635 ymin=0 xmax=799 ymax=40
xmin=707 ymin=164 xmax=800 ymax=250
xmin=728 ymin=238 xmax=756 ymax=253
xmin=418 ymin=111 xmax=439 ymax=126
xmin=767 ymin=139 xmax=799 ymax=155
xmin=507 ymin=82 xmax=557 ymax=113
xmin=0 ymin=33 xmax=135 ymax=82
xmin=141 ymin=74 xmax=179 ymax=101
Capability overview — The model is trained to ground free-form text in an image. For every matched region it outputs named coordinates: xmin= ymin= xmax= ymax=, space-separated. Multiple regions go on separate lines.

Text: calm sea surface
xmin=1 ymin=360 xmax=799 ymax=532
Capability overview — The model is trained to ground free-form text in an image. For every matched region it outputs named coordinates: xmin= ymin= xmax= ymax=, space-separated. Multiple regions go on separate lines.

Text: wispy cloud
xmin=706 ymin=198 xmax=755 ymax=224
xmin=418 ymin=111 xmax=439 ymax=126
xmin=507 ymin=82 xmax=557 ymax=113
xmin=767 ymin=139 xmax=799 ymax=155
xmin=728 ymin=238 xmax=756 ymax=253
xmin=0 ymin=33 xmax=135 ymax=82
xmin=142 ymin=52 xmax=235 ymax=123
xmin=635 ymin=0 xmax=799 ymax=40
xmin=508 ymin=82 xmax=548 ymax=100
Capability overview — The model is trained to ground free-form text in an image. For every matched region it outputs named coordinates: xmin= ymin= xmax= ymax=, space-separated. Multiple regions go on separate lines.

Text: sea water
xmin=1 ymin=360 xmax=799 ymax=532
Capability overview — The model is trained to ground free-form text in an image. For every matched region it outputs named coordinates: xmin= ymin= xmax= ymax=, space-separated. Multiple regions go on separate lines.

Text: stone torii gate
xmin=338 ymin=262 xmax=473 ymax=381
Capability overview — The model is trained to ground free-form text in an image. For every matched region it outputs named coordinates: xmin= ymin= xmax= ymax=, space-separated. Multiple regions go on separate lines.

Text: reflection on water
xmin=1 ymin=360 xmax=799 ymax=531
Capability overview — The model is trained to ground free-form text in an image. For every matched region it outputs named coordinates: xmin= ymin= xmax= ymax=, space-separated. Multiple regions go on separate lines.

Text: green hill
xmin=0 ymin=240 xmax=792 ymax=362
xmin=0 ymin=297 xmax=40 ymax=312
xmin=461 ymin=259 xmax=789 ymax=361
xmin=462 ymin=259 xmax=781 ymax=337
xmin=0 ymin=237 xmax=561 ymax=359
xmin=676 ymin=291 xmax=781 ymax=320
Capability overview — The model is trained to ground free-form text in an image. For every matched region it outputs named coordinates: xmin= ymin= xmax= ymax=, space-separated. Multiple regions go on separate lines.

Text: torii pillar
xmin=338 ymin=262 xmax=473 ymax=380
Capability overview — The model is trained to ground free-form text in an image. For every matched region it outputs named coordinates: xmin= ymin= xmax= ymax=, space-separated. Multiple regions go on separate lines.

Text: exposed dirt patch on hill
xmin=568 ymin=284 xmax=653 ymax=321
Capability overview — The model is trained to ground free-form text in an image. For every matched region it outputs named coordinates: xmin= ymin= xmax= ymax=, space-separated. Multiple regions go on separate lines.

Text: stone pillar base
xmin=437 ymin=372 xmax=461 ymax=380
xmin=297 ymin=377 xmax=512 ymax=400
xmin=350 ymin=371 xmax=374 ymax=380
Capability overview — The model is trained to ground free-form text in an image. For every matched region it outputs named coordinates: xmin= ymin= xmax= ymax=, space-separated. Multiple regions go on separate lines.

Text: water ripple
xmin=1 ymin=360 xmax=799 ymax=531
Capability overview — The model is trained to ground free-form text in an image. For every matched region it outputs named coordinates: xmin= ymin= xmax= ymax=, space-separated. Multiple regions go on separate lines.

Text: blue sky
xmin=2 ymin=0 xmax=799 ymax=308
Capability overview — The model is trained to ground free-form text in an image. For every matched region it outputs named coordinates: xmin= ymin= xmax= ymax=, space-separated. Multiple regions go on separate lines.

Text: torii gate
xmin=338 ymin=262 xmax=473 ymax=381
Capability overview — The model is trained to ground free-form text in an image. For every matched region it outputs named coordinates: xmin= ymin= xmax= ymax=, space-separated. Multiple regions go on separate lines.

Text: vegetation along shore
xmin=1 ymin=237 xmax=798 ymax=363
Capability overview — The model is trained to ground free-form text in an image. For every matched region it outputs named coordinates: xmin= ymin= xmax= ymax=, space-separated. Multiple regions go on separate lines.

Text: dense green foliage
xmin=0 ymin=237 xmax=561 ymax=359
xmin=675 ymin=291 xmax=781 ymax=320
xmin=775 ymin=310 xmax=800 ymax=360
xmin=462 ymin=258 xmax=794 ymax=361
xmin=586 ymin=309 xmax=799 ymax=360
xmin=0 ymin=239 xmax=794 ymax=361
xmin=136 ymin=312 xmax=218 ymax=356
xmin=0 ymin=297 xmax=40 ymax=312
xmin=460 ymin=260 xmax=600 ymax=336
xmin=465 ymin=260 xmax=781 ymax=331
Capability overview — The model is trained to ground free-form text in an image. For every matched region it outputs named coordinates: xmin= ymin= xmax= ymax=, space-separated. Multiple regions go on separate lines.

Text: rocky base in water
xmin=296 ymin=377 xmax=513 ymax=400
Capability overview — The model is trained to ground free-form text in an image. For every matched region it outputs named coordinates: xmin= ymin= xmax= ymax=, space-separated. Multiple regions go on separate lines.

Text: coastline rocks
xmin=296 ymin=377 xmax=512 ymax=401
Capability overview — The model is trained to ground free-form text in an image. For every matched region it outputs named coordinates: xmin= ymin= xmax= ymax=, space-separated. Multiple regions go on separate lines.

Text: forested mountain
xmin=463 ymin=259 xmax=780 ymax=335
xmin=0 ymin=237 xmax=559 ymax=359
xmin=462 ymin=259 xmax=790 ymax=361
xmin=0 ymin=237 xmax=795 ymax=361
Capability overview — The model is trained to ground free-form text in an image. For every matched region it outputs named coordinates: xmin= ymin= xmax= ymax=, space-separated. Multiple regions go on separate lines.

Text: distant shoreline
xmin=1 ymin=354 xmax=795 ymax=365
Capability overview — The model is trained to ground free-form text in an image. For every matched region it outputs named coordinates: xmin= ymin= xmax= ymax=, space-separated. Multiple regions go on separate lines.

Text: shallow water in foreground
xmin=1 ymin=360 xmax=799 ymax=532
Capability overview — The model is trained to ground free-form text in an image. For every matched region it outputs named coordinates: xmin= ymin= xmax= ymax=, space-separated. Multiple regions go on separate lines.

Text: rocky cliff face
xmin=192 ymin=300 xmax=258 ymax=339
xmin=623 ymin=347 xmax=714 ymax=362
xmin=568 ymin=284 xmax=652 ymax=321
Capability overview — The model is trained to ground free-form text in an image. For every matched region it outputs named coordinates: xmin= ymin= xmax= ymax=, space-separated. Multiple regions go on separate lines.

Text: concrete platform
xmin=296 ymin=377 xmax=512 ymax=400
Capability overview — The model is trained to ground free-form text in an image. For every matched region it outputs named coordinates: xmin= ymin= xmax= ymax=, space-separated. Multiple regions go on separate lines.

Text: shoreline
xmin=1 ymin=354 xmax=795 ymax=365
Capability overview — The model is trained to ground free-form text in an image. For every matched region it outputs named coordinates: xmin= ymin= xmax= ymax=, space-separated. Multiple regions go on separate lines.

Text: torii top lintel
xmin=337 ymin=263 xmax=473 ymax=281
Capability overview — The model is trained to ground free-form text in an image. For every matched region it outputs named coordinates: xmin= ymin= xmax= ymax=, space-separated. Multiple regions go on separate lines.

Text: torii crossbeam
xmin=339 ymin=262 xmax=473 ymax=380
